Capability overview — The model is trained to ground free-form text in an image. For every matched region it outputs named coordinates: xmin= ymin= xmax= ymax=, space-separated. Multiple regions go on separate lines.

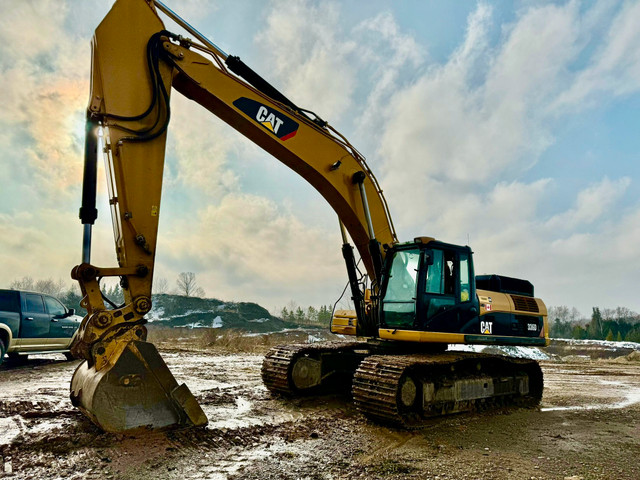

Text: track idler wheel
xmin=70 ymin=340 xmax=207 ymax=432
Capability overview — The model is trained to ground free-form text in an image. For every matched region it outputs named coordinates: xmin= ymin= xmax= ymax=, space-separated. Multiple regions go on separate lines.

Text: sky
xmin=0 ymin=0 xmax=639 ymax=317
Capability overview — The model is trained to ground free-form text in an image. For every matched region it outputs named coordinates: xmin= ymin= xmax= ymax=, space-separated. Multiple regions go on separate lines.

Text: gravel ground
xmin=0 ymin=345 xmax=638 ymax=480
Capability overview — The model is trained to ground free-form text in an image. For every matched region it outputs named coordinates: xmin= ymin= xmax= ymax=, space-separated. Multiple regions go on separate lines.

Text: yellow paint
xmin=331 ymin=310 xmax=357 ymax=336
xmin=379 ymin=329 xmax=465 ymax=343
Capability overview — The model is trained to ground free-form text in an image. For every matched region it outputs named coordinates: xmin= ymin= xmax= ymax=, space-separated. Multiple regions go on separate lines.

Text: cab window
xmin=423 ymin=249 xmax=456 ymax=319
xmin=44 ymin=296 xmax=67 ymax=317
xmin=382 ymin=249 xmax=420 ymax=328
xmin=459 ymin=253 xmax=471 ymax=302
xmin=425 ymin=250 xmax=444 ymax=294
xmin=24 ymin=294 xmax=45 ymax=313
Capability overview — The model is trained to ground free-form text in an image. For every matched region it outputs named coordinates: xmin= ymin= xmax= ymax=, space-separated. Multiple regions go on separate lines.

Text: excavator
xmin=70 ymin=0 xmax=549 ymax=432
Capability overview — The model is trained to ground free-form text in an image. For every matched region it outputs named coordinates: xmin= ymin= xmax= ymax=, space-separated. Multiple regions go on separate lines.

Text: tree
xmin=153 ymin=277 xmax=169 ymax=295
xmin=587 ymin=307 xmax=604 ymax=340
xmin=572 ymin=325 xmax=586 ymax=339
xmin=10 ymin=276 xmax=66 ymax=297
xmin=103 ymin=282 xmax=124 ymax=306
xmin=616 ymin=331 xmax=623 ymax=342
xmin=626 ymin=328 xmax=640 ymax=343
xmin=10 ymin=276 xmax=35 ymax=291
xmin=606 ymin=329 xmax=614 ymax=341
xmin=176 ymin=272 xmax=205 ymax=297
xmin=317 ymin=305 xmax=332 ymax=325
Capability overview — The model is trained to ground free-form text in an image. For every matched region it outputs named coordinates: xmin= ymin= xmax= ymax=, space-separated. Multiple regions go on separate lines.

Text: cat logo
xmin=233 ymin=97 xmax=299 ymax=141
xmin=480 ymin=321 xmax=493 ymax=335
xmin=256 ymin=106 xmax=284 ymax=134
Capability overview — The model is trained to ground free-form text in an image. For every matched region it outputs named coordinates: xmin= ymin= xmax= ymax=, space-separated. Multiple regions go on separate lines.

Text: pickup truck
xmin=0 ymin=289 xmax=82 ymax=365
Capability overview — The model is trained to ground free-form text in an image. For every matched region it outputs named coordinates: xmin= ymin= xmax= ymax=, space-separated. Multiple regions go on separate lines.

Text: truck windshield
xmin=382 ymin=249 xmax=420 ymax=328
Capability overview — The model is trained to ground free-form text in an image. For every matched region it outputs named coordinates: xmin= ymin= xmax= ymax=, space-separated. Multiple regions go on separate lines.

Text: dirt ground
xmin=0 ymin=342 xmax=639 ymax=480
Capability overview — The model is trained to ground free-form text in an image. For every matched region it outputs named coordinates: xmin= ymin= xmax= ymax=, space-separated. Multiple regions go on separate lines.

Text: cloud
xmin=0 ymin=0 xmax=90 ymax=199
xmin=0 ymin=208 xmax=116 ymax=288
xmin=351 ymin=12 xmax=425 ymax=141
xmin=546 ymin=176 xmax=631 ymax=230
xmin=256 ymin=0 xmax=357 ymax=121
xmin=156 ymin=193 xmax=345 ymax=306
xmin=553 ymin=1 xmax=640 ymax=109
xmin=165 ymin=95 xmax=241 ymax=197
xmin=378 ymin=2 xmax=581 ymax=190
xmin=2 ymin=0 xmax=640 ymax=317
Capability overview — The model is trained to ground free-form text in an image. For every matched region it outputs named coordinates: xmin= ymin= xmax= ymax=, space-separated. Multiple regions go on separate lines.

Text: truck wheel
xmin=64 ymin=352 xmax=75 ymax=361
xmin=0 ymin=338 xmax=6 ymax=366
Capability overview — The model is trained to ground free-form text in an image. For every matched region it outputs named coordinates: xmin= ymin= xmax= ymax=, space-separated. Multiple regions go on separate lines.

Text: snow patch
xmin=211 ymin=316 xmax=223 ymax=328
xmin=448 ymin=344 xmax=551 ymax=360
xmin=556 ymin=338 xmax=640 ymax=350
xmin=147 ymin=306 xmax=165 ymax=322
xmin=248 ymin=318 xmax=270 ymax=323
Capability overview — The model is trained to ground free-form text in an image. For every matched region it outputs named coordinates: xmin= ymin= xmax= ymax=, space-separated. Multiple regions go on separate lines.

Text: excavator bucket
xmin=70 ymin=339 xmax=207 ymax=433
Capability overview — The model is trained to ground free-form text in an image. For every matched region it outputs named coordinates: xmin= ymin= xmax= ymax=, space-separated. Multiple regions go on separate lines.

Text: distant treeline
xmin=549 ymin=306 xmax=640 ymax=342
xmin=279 ymin=304 xmax=333 ymax=326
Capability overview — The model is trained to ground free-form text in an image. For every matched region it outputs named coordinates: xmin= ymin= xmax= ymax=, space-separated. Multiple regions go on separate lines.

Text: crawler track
xmin=263 ymin=343 xmax=543 ymax=429
xmin=261 ymin=341 xmax=364 ymax=396
xmin=352 ymin=352 xmax=543 ymax=428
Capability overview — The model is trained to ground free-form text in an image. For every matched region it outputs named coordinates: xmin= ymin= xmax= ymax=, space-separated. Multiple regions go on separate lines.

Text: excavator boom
xmin=71 ymin=0 xmax=396 ymax=432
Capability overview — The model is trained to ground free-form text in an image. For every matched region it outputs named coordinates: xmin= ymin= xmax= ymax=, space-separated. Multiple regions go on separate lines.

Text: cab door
xmin=20 ymin=293 xmax=51 ymax=350
xmin=418 ymin=248 xmax=479 ymax=333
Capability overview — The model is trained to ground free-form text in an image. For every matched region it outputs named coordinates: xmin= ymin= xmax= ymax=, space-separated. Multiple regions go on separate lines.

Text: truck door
xmin=20 ymin=293 xmax=51 ymax=350
xmin=44 ymin=296 xmax=75 ymax=348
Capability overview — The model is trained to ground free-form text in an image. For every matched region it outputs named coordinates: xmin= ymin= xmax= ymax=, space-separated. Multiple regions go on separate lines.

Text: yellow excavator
xmin=70 ymin=0 xmax=548 ymax=432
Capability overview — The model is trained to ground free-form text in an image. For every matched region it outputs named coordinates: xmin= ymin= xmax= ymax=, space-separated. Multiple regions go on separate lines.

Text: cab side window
xmin=425 ymin=250 xmax=444 ymax=294
xmin=459 ymin=253 xmax=471 ymax=302
xmin=24 ymin=294 xmax=45 ymax=313
xmin=424 ymin=249 xmax=456 ymax=319
xmin=44 ymin=296 xmax=66 ymax=317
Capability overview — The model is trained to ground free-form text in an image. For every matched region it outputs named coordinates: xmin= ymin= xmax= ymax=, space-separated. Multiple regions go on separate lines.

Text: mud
xmin=1 ymin=347 xmax=639 ymax=479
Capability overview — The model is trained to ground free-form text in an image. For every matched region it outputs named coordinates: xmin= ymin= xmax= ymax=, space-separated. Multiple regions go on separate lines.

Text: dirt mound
xmin=613 ymin=350 xmax=640 ymax=363
xmin=627 ymin=350 xmax=640 ymax=361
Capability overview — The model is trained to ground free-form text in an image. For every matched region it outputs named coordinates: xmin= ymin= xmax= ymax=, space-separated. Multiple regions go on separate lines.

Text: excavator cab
xmin=376 ymin=238 xmax=548 ymax=347
xmin=380 ymin=240 xmax=480 ymax=335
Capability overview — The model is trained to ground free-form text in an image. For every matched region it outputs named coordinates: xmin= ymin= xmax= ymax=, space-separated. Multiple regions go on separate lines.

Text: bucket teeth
xmin=70 ymin=340 xmax=207 ymax=432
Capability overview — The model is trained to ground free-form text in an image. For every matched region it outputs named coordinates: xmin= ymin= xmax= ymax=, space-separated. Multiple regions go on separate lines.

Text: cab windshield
xmin=382 ymin=248 xmax=420 ymax=328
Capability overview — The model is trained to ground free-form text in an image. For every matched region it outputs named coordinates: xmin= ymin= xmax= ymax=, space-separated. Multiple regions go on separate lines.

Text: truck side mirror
xmin=68 ymin=308 xmax=76 ymax=317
